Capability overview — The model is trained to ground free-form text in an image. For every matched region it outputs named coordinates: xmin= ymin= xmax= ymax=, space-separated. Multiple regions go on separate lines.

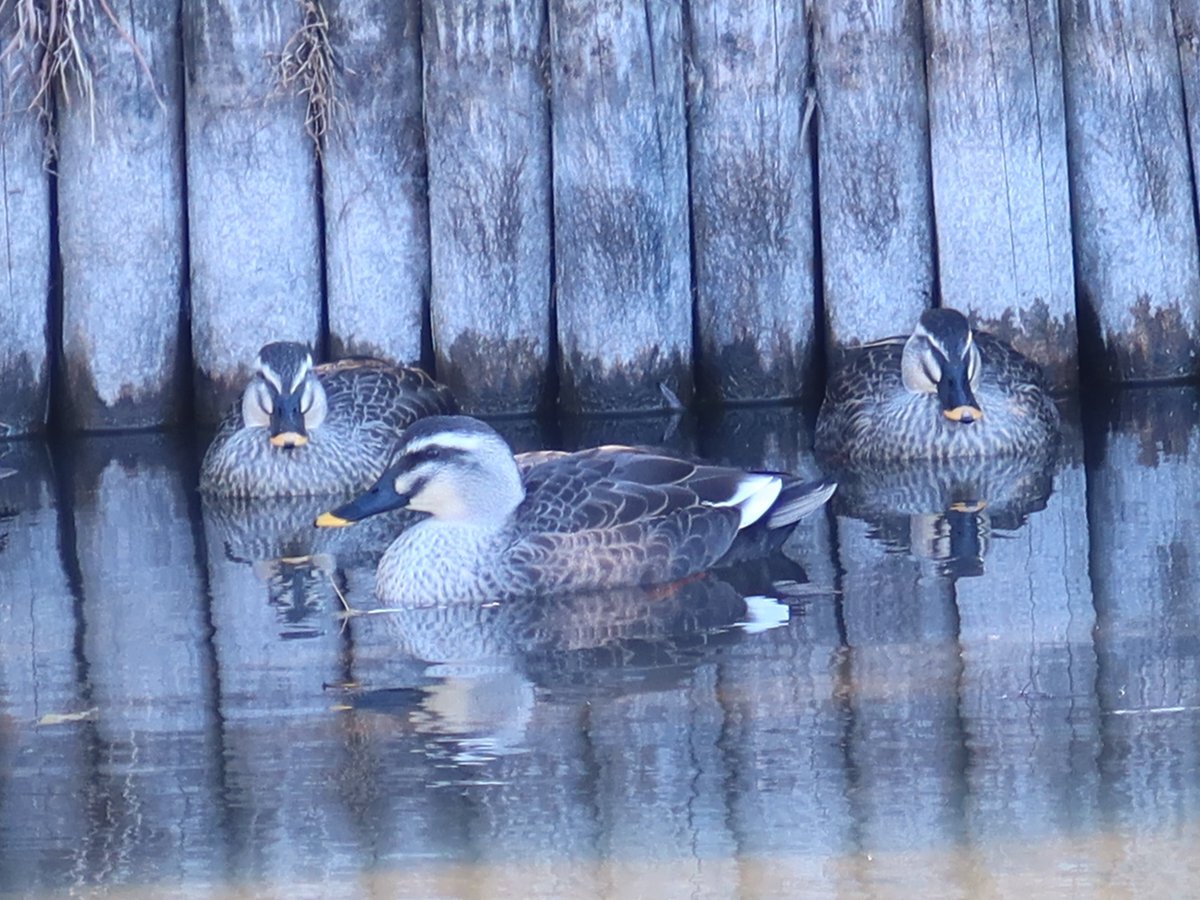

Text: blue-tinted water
xmin=2 ymin=392 xmax=1200 ymax=897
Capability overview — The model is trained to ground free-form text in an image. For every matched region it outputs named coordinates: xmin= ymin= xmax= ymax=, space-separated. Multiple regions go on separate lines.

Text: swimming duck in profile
xmin=200 ymin=342 xmax=457 ymax=498
xmin=315 ymin=415 xmax=837 ymax=605
xmin=815 ymin=308 xmax=1059 ymax=463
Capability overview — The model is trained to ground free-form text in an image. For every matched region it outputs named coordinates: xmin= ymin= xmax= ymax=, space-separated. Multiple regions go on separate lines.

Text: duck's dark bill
xmin=314 ymin=480 xmax=408 ymax=528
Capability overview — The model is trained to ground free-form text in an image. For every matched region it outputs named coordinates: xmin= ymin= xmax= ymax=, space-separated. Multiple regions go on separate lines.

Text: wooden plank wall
xmin=924 ymin=0 xmax=1077 ymax=389
xmin=425 ymin=0 xmax=552 ymax=414
xmin=183 ymin=0 xmax=322 ymax=424
xmin=57 ymin=0 xmax=188 ymax=429
xmin=549 ymin=0 xmax=693 ymax=413
xmin=688 ymin=1 xmax=815 ymax=403
xmin=1061 ymin=1 xmax=1200 ymax=381
xmin=813 ymin=0 xmax=933 ymax=353
xmin=323 ymin=0 xmax=428 ymax=369
xmin=0 ymin=14 xmax=51 ymax=436
xmin=5 ymin=0 xmax=1200 ymax=433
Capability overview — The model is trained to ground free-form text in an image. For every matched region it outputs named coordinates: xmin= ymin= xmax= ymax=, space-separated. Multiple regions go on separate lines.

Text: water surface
xmin=2 ymin=394 xmax=1199 ymax=897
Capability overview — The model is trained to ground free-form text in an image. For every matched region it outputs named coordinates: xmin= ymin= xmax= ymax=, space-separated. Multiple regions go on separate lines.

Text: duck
xmin=314 ymin=415 xmax=837 ymax=605
xmin=199 ymin=342 xmax=457 ymax=497
xmin=814 ymin=307 xmax=1059 ymax=463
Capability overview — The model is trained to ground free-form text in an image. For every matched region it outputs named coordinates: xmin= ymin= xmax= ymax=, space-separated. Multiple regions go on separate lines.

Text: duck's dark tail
xmin=715 ymin=476 xmax=836 ymax=569
xmin=766 ymin=477 xmax=837 ymax=530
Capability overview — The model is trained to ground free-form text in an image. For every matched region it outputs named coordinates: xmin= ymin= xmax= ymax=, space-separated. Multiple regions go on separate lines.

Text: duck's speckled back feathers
xmin=318 ymin=415 xmax=836 ymax=605
xmin=201 ymin=347 xmax=457 ymax=497
xmin=816 ymin=310 xmax=1059 ymax=462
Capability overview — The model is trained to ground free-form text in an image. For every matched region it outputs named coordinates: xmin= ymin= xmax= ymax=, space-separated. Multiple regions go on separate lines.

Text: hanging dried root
xmin=0 ymin=0 xmax=160 ymax=147
xmin=274 ymin=0 xmax=343 ymax=156
xmin=0 ymin=0 xmax=96 ymax=131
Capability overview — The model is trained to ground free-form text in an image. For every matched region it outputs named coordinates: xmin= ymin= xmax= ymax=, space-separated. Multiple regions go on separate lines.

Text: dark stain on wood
xmin=557 ymin=183 xmax=678 ymax=298
xmin=559 ymin=344 xmax=692 ymax=415
xmin=970 ymin=299 xmax=1078 ymax=393
xmin=59 ymin=343 xmax=188 ymax=432
xmin=1079 ymin=295 xmax=1198 ymax=383
xmin=440 ymin=331 xmax=550 ymax=416
xmin=697 ymin=332 xmax=816 ymax=406
xmin=193 ymin=363 xmax=250 ymax=426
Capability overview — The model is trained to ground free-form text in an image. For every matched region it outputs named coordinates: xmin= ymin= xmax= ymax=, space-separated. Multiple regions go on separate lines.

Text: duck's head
xmin=242 ymin=342 xmax=328 ymax=448
xmin=315 ymin=415 xmax=524 ymax=528
xmin=901 ymin=309 xmax=984 ymax=424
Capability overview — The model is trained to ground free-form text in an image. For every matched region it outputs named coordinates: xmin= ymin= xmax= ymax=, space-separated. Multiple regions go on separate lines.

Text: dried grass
xmin=1 ymin=0 xmax=96 ymax=131
xmin=0 ymin=0 xmax=161 ymax=145
xmin=274 ymin=0 xmax=343 ymax=156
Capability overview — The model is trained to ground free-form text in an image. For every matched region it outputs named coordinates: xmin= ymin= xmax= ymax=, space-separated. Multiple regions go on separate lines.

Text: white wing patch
xmin=705 ymin=473 xmax=782 ymax=529
xmin=738 ymin=595 xmax=790 ymax=634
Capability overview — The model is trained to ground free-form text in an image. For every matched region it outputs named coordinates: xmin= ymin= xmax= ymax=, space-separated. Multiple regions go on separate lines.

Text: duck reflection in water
xmin=829 ymin=452 xmax=1057 ymax=577
xmin=337 ymin=567 xmax=825 ymax=757
xmin=201 ymin=492 xmax=414 ymax=630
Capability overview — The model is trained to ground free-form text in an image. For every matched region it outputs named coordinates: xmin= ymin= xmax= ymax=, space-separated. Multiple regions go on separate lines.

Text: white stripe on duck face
xmin=403 ymin=429 xmax=500 ymax=458
xmin=257 ymin=358 xmax=285 ymax=393
xmin=289 ymin=356 xmax=312 ymax=393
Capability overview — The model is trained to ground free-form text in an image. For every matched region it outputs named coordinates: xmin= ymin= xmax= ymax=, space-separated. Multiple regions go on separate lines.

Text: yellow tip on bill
xmin=943 ymin=405 xmax=984 ymax=423
xmin=315 ymin=511 xmax=352 ymax=528
xmin=270 ymin=432 xmax=309 ymax=448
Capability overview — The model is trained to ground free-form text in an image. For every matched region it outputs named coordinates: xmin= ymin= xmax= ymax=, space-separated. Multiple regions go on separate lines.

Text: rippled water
xmin=2 ymin=391 xmax=1200 ymax=898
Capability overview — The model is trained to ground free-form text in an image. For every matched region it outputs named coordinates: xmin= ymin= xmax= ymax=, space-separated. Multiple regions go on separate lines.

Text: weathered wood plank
xmin=424 ymin=0 xmax=553 ymax=414
xmin=1060 ymin=1 xmax=1200 ymax=382
xmin=183 ymin=0 xmax=322 ymax=423
xmin=835 ymin=521 xmax=965 ymax=866
xmin=953 ymin=448 xmax=1098 ymax=841
xmin=0 ymin=442 xmax=75 ymax=720
xmin=1173 ymin=1 xmax=1200 ymax=333
xmin=925 ymin=0 xmax=1078 ymax=389
xmin=813 ymin=0 xmax=932 ymax=352
xmin=687 ymin=2 xmax=815 ymax=403
xmin=549 ymin=0 xmax=692 ymax=413
xmin=70 ymin=435 xmax=211 ymax=735
xmin=0 ymin=15 xmax=51 ymax=436
xmin=56 ymin=0 xmax=187 ymax=430
xmin=1087 ymin=388 xmax=1200 ymax=812
xmin=323 ymin=0 xmax=427 ymax=369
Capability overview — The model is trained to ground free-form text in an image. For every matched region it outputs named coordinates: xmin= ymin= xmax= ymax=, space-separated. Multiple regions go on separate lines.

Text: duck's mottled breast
xmin=815 ymin=333 xmax=1058 ymax=462
xmin=200 ymin=360 xmax=456 ymax=498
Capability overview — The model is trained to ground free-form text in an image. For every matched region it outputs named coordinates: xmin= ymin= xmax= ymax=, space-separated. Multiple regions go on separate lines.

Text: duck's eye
xmin=413 ymin=446 xmax=444 ymax=464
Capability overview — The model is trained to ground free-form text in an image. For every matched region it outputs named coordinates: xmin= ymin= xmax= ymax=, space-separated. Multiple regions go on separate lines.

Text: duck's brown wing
xmin=320 ymin=359 xmax=458 ymax=435
xmin=506 ymin=448 xmax=775 ymax=591
xmin=822 ymin=337 xmax=907 ymax=407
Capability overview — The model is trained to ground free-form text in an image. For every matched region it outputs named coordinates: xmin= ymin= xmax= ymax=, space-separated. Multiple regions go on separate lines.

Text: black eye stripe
xmin=405 ymin=444 xmax=468 ymax=466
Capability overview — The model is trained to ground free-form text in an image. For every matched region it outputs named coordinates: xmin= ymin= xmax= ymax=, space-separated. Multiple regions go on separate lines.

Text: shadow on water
xmin=3 ymin=395 xmax=1200 ymax=895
